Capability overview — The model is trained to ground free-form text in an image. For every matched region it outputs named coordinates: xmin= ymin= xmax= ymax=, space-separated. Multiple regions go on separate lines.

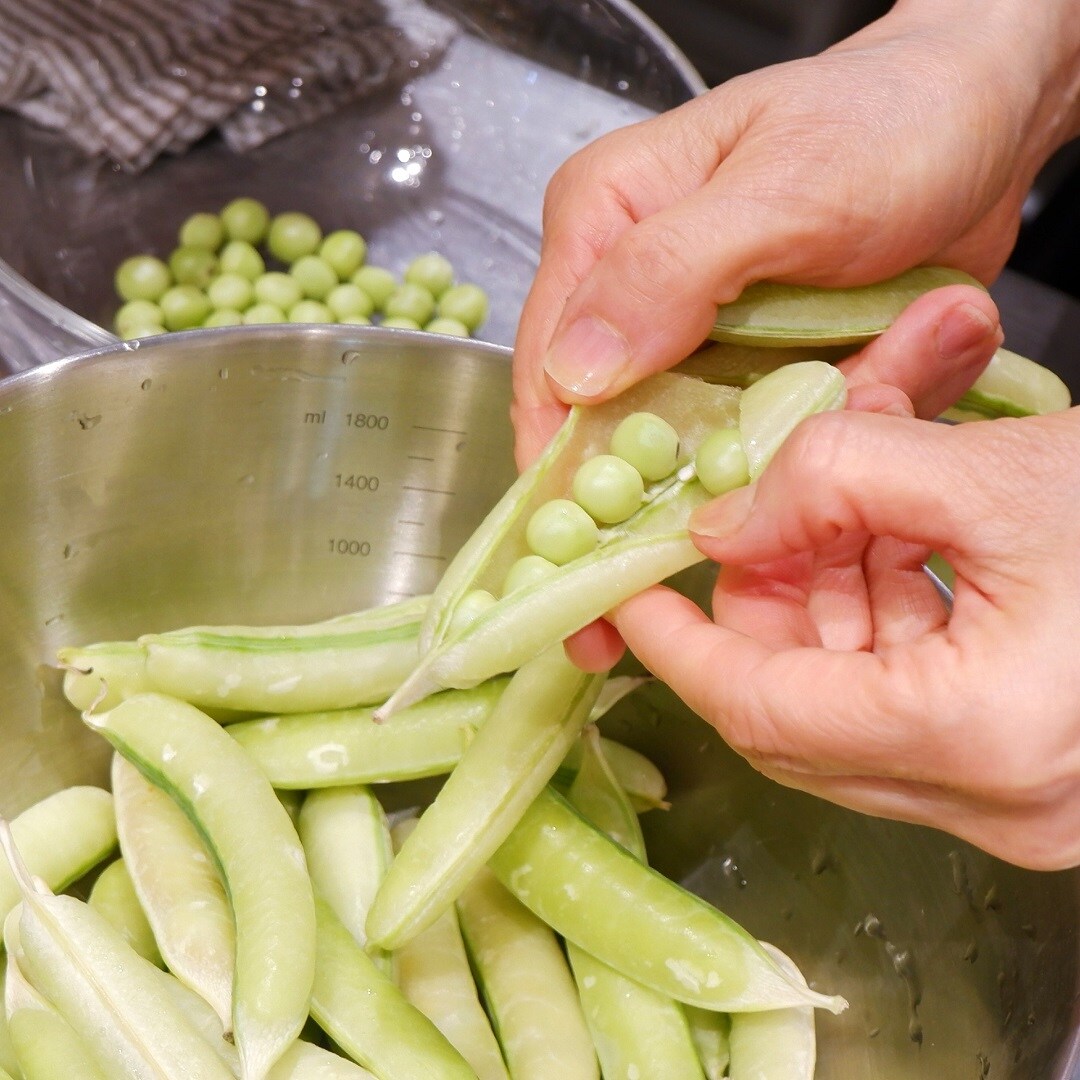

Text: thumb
xmin=688 ymin=410 xmax=986 ymax=566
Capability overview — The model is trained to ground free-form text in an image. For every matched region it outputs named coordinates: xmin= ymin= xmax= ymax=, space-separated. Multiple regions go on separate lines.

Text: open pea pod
xmin=709 ymin=266 xmax=982 ymax=346
xmin=381 ymin=362 xmax=845 ymax=717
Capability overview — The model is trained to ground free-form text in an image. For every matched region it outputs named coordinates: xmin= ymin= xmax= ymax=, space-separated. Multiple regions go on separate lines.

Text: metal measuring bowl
xmin=0 ymin=324 xmax=1075 ymax=1078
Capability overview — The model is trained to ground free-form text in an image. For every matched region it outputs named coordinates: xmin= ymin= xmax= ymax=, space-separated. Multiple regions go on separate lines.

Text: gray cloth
xmin=0 ymin=0 xmax=456 ymax=172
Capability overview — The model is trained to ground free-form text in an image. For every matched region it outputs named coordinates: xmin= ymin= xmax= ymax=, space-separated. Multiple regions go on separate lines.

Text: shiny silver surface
xmin=0 ymin=326 xmax=1076 ymax=1077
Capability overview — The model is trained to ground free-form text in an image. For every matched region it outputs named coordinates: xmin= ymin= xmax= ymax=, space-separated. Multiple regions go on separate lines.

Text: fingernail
xmin=544 ymin=315 xmax=630 ymax=398
xmin=689 ymin=483 xmax=756 ymax=539
xmin=936 ymin=303 xmax=998 ymax=360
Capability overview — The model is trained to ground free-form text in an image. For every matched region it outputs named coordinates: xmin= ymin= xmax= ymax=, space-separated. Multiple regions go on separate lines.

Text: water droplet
xmin=963 ymin=942 xmax=979 ymax=963
xmin=238 ymin=474 xmax=255 ymax=485
xmin=140 ymin=378 xmax=152 ymax=390
xmin=219 ymin=368 xmax=229 ymax=379
xmin=63 ymin=543 xmax=77 ymax=559
xmin=75 ymin=412 xmax=102 ymax=430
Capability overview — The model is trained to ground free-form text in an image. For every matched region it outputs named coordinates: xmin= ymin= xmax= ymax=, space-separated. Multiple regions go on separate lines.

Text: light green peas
xmin=120 ymin=323 xmax=167 ymax=339
xmin=218 ymin=239 xmax=265 ymax=280
xmin=168 ymin=246 xmax=217 ymax=288
xmin=351 ymin=266 xmax=397 ymax=310
xmin=381 ymin=316 xmax=423 ymax=331
xmin=385 ymin=283 xmax=437 ymax=325
xmin=436 ymin=283 xmax=488 ymax=332
xmin=405 ymin=252 xmax=454 ymax=298
xmin=157 ymin=285 xmax=212 ymax=331
xmin=220 ymin=197 xmax=270 ymax=245
xmin=424 ymin=317 xmax=470 ymax=337
xmin=610 ymin=411 xmax=680 ymax=482
xmin=268 ymin=211 xmax=322 ymax=263
xmin=447 ymin=589 xmax=498 ymax=636
xmin=525 ymin=498 xmax=599 ymax=565
xmin=502 ymin=554 xmax=558 ymax=595
xmin=290 ymin=255 xmax=339 ymax=300
xmin=114 ymin=299 xmax=163 ymax=336
xmin=288 ymin=299 xmax=334 ymax=323
xmin=206 ymin=272 xmax=255 ymax=312
xmin=114 ymin=255 xmax=171 ymax=302
xmin=254 ymin=270 xmax=303 ymax=311
xmin=326 ymin=283 xmax=375 ymax=321
xmin=340 ymin=314 xmax=372 ymax=325
xmin=178 ymin=212 xmax=224 ymax=252
xmin=320 ymin=230 xmax=368 ymax=278
xmin=203 ymin=308 xmax=244 ymax=328
xmin=694 ymin=428 xmax=750 ymax=495
xmin=242 ymin=302 xmax=286 ymax=325
xmin=572 ymin=453 xmax=645 ymax=524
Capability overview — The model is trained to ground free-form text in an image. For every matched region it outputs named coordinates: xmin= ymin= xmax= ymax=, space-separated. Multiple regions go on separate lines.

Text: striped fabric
xmin=0 ymin=0 xmax=456 ymax=171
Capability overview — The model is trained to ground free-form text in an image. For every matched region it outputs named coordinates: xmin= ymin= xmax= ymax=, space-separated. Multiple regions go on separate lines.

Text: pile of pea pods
xmin=1 ymin=269 xmax=1069 ymax=1080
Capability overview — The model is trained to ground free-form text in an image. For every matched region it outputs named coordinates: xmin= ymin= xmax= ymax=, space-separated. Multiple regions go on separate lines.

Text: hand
xmin=613 ymin=405 xmax=1080 ymax=870
xmin=512 ymin=0 xmax=1080 ymax=468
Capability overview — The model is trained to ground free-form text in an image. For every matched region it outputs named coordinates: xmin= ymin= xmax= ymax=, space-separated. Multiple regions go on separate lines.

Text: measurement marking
xmin=408 ymin=454 xmax=435 ymax=462
xmin=403 ymin=485 xmax=455 ymax=496
xmin=398 ymin=520 xmax=425 ymax=527
xmin=385 ymin=589 xmax=422 ymax=599
xmin=413 ymin=424 xmax=467 ymax=436
xmin=395 ymin=551 xmax=448 ymax=561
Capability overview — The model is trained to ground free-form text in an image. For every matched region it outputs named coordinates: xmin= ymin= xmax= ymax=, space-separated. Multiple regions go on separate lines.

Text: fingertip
xmin=564 ymin=619 xmax=626 ymax=673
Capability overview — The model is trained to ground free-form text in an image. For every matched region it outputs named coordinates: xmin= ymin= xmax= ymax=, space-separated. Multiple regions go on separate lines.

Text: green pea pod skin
xmin=557 ymin=737 xmax=669 ymax=813
xmin=85 ymin=694 xmax=317 ymax=1080
xmin=675 ymin=341 xmax=854 ymax=387
xmin=0 ymin=787 xmax=117 ymax=934
xmin=565 ymin=728 xmax=705 ymax=1080
xmin=710 ymin=267 xmax=982 ymax=346
xmin=59 ymin=642 xmax=152 ymax=713
xmin=298 ymin=787 xmax=394 ymax=975
xmin=728 ymin=943 xmax=816 ymax=1079
xmin=266 ymin=1041 xmax=378 ymax=1079
xmin=309 ymin=896 xmax=476 ymax=1080
xmin=489 ymin=788 xmax=847 ymax=1016
xmin=1 ymin=827 xmax=235 ymax=1080
xmin=8 ymin=1008 xmax=108 ymax=1080
xmin=366 ymin=647 xmax=605 ymax=951
xmin=457 ymin=867 xmax=599 ymax=1080
xmin=685 ymin=1008 xmax=731 ymax=1080
xmin=0 ymin=956 xmax=19 ymax=1078
xmin=944 ymin=347 xmax=1073 ymax=420
xmin=391 ymin=820 xmax=510 ymax=1080
xmin=738 ymin=360 xmax=847 ymax=480
xmin=228 ymin=678 xmax=510 ymax=789
xmin=86 ymin=859 xmax=163 ymax=968
xmin=111 ymin=755 xmax=235 ymax=1031
xmin=420 ymin=372 xmax=741 ymax=655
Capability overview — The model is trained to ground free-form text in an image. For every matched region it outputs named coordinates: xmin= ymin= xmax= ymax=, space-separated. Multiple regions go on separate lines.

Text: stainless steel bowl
xmin=0 ymin=326 xmax=1077 ymax=1078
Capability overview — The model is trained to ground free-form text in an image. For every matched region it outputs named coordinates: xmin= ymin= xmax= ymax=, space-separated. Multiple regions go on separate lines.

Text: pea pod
xmin=709 ymin=266 xmax=982 ymax=346
xmin=564 ymin=728 xmax=704 ymax=1080
xmin=456 ymin=866 xmax=598 ymax=1080
xmin=0 ymin=824 xmax=234 ymax=1080
xmin=0 ymin=955 xmax=18 ymax=1078
xmin=381 ymin=364 xmax=844 ymax=717
xmin=0 ymin=787 xmax=117 ymax=934
xmin=556 ymin=735 xmax=669 ymax=813
xmin=227 ymin=679 xmax=509 ymax=789
xmin=84 ymin=693 xmax=317 ymax=1080
xmin=728 ymin=943 xmax=816 ymax=1079
xmin=59 ymin=595 xmax=428 ymax=716
xmin=267 ymin=1041 xmax=378 ymax=1079
xmin=685 ymin=1008 xmax=731 ymax=1080
xmin=391 ymin=819 xmax=510 ymax=1080
xmin=366 ymin=647 xmax=605 ymax=950
xmin=309 ymin=896 xmax=476 ymax=1080
xmin=8 ymin=1007 xmax=107 ymax=1080
xmin=111 ymin=755 xmax=235 ymax=1030
xmin=489 ymin=787 xmax=847 ymax=1016
xmin=86 ymin=859 xmax=163 ymax=967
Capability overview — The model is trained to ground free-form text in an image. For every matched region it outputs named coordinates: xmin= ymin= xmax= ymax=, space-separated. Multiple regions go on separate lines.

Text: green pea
xmin=114 ymin=255 xmax=171 ymax=302
xmin=385 ymin=283 xmax=437 ymax=326
xmin=168 ymin=246 xmax=218 ymax=288
xmin=254 ymin=271 xmax=303 ymax=311
xmin=694 ymin=428 xmax=750 ymax=496
xmin=351 ymin=266 xmax=397 ymax=310
xmin=424 ymin=317 xmax=470 ymax=338
xmin=206 ymin=272 xmax=255 ymax=312
xmin=610 ymin=411 xmax=680 ymax=482
xmin=114 ymin=299 xmax=163 ymax=336
xmin=572 ymin=454 xmax=645 ymax=524
xmin=502 ymin=554 xmax=559 ymax=595
xmin=448 ymin=589 xmax=498 ymax=636
xmin=202 ymin=308 xmax=244 ymax=328
xmin=339 ymin=314 xmax=373 ymax=325
xmin=267 ymin=211 xmax=322 ymax=263
xmin=242 ymin=302 xmax=286 ymax=325
xmin=159 ymin=285 xmax=212 ymax=331
xmin=220 ymin=197 xmax=270 ymax=245
xmin=381 ymin=316 xmax=423 ymax=331
xmin=178 ymin=212 xmax=224 ymax=252
xmin=218 ymin=240 xmax=265 ymax=280
xmin=326 ymin=283 xmax=375 ymax=321
xmin=288 ymin=300 xmax=334 ymax=323
xmin=436 ymin=284 xmax=488 ymax=332
xmin=525 ymin=499 xmax=598 ymax=565
xmin=319 ymin=230 xmax=368 ymax=279
xmin=119 ymin=323 xmax=167 ymax=339
xmin=405 ymin=252 xmax=455 ymax=298
xmin=290 ymin=255 xmax=339 ymax=300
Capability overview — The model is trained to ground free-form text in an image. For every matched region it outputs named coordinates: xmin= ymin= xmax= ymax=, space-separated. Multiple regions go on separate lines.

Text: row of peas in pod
xmin=112 ymin=197 xmax=490 ymax=340
xmin=452 ymin=409 xmax=752 ymax=631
